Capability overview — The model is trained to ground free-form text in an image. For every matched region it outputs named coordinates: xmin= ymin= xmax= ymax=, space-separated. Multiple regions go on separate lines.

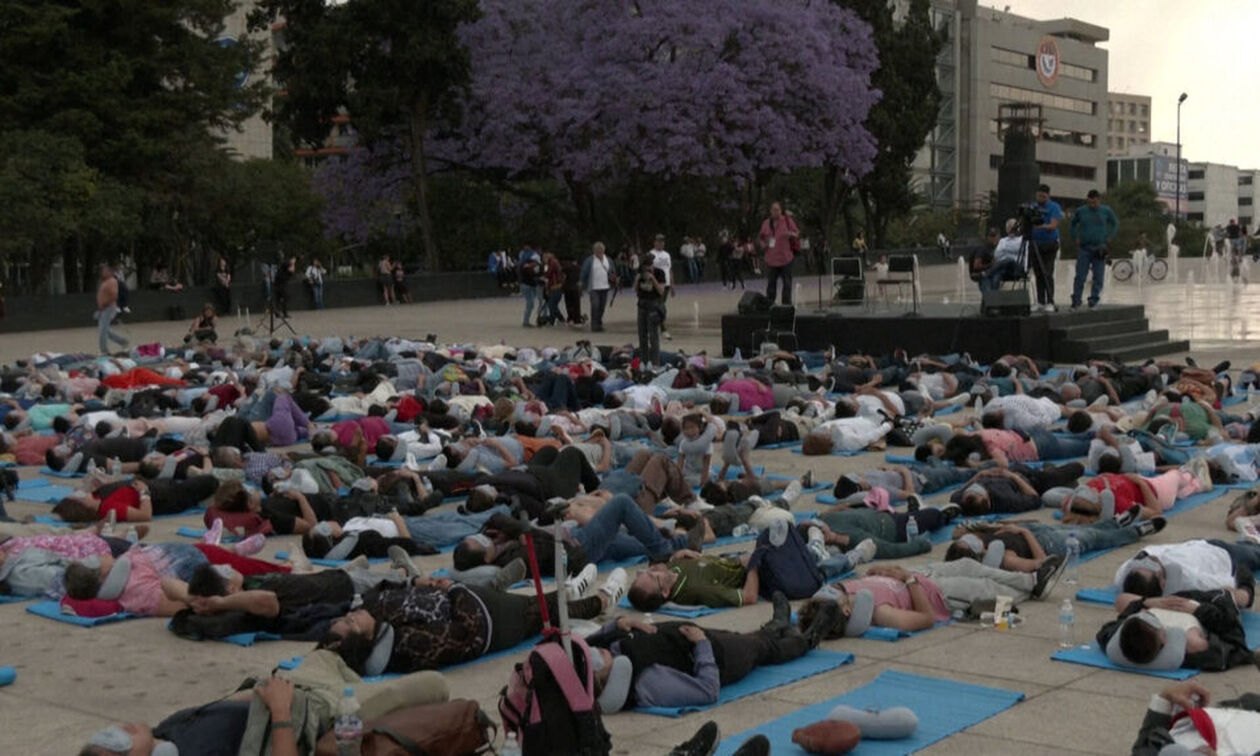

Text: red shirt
xmin=394 ymin=395 xmax=425 ymax=423
xmin=101 ymin=367 xmax=185 ymax=389
xmin=14 ymin=434 xmax=61 ymax=466
xmin=1088 ymin=473 xmax=1144 ymax=511
xmin=331 ymin=416 xmax=391 ymax=448
xmin=97 ymin=486 xmax=139 ymax=521
xmin=203 ymin=506 xmax=273 ymax=537
xmin=206 ymin=383 xmax=241 ymax=408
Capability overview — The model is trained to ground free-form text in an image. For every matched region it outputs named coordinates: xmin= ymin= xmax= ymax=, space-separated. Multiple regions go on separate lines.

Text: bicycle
xmin=1111 ymin=252 xmax=1167 ymax=282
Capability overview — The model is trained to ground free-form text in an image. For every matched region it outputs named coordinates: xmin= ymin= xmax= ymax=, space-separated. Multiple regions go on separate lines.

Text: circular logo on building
xmin=1036 ymin=35 xmax=1060 ymax=88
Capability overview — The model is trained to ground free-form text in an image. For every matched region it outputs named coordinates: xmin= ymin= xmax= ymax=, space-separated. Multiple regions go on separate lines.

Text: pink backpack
xmin=498 ymin=634 xmax=611 ymax=756
xmin=135 ymin=342 xmax=163 ymax=358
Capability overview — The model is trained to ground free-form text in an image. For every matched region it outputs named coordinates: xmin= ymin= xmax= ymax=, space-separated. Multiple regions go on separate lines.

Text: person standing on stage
xmin=759 ymin=201 xmax=799 ymax=305
xmin=1030 ymin=183 xmax=1063 ymax=312
xmin=1069 ymin=189 xmax=1119 ymax=310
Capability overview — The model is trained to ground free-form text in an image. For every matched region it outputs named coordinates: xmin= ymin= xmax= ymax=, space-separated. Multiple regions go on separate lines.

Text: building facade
xmin=1106 ymin=93 xmax=1151 ymax=156
xmin=1106 ymin=141 xmax=1187 ymax=213
xmin=218 ymin=0 xmax=274 ymax=161
xmin=1187 ymin=163 xmax=1240 ymax=228
xmin=911 ymin=0 xmax=1110 ymax=210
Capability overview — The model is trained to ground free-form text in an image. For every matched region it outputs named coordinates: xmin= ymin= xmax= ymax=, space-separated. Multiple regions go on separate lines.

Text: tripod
xmin=253 ymin=291 xmax=296 ymax=337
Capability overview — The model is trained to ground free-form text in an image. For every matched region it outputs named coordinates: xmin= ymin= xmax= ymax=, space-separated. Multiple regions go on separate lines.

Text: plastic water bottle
xmin=904 ymin=516 xmax=919 ymax=542
xmin=1058 ymin=598 xmax=1075 ymax=649
xmin=1063 ymin=531 xmax=1081 ymax=585
xmin=500 ymin=732 xmax=522 ymax=756
xmin=334 ymin=686 xmax=363 ymax=756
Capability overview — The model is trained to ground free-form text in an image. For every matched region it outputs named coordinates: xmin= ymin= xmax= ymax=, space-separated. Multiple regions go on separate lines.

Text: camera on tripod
xmin=1016 ymin=203 xmax=1044 ymax=236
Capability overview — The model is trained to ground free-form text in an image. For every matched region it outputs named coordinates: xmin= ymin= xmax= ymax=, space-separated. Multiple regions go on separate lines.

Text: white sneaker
xmin=566 ymin=563 xmax=598 ymax=600
xmin=1044 ymin=304 xmax=1058 ymax=313
xmin=1030 ymin=303 xmax=1043 ymax=313
xmin=749 ymin=495 xmax=772 ymax=510
xmin=1142 ymin=389 xmax=1158 ymax=410
xmin=404 ymin=452 xmax=422 ymax=472
xmin=426 ymin=453 xmax=447 ymax=471
xmin=849 ymin=538 xmax=878 ymax=566
xmin=781 ymin=479 xmax=803 ymax=505
xmin=806 ymin=526 xmax=829 ymax=562
xmin=662 ymin=330 xmax=673 ymax=341
xmin=599 ymin=567 xmax=629 ymax=607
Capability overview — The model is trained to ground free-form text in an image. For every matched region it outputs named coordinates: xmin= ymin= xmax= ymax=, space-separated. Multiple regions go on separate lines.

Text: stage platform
xmin=720 ymin=302 xmax=1189 ymax=363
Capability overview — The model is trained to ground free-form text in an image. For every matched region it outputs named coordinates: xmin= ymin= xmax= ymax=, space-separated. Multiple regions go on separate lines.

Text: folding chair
xmin=753 ymin=305 xmax=798 ymax=352
xmin=831 ymin=257 xmax=865 ymax=306
xmin=884 ymin=254 xmax=921 ymax=314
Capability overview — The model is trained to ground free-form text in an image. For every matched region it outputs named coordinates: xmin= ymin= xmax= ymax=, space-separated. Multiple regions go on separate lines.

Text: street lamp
xmin=1176 ymin=92 xmax=1188 ymax=222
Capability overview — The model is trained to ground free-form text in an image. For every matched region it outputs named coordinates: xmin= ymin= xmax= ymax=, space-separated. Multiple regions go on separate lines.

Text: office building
xmin=910 ymin=0 xmax=1110 ymax=210
xmin=1106 ymin=93 xmax=1151 ymax=156
xmin=218 ymin=0 xmax=274 ymax=160
xmin=1106 ymin=141 xmax=1187 ymax=213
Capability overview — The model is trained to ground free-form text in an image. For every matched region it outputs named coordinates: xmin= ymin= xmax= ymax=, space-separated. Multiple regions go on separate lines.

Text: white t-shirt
xmin=993 ymin=236 xmax=1024 ymax=265
xmin=651 ymin=249 xmax=672 ymax=286
xmin=1113 ymin=540 xmax=1235 ymax=594
xmin=988 ymin=395 xmax=1060 ymax=432
xmin=343 ymin=516 xmax=398 ymax=538
xmin=589 ymin=255 xmax=611 ymax=291
xmin=621 ymin=384 xmax=669 ymax=411
xmin=680 ymin=243 xmax=695 ymax=260
xmin=856 ymin=392 xmax=904 ymax=420
xmin=817 ymin=418 xmax=889 ymax=452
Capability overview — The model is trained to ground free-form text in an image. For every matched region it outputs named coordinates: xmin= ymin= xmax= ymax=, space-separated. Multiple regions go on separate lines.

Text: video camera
xmin=1016 ymin=203 xmax=1044 ymax=236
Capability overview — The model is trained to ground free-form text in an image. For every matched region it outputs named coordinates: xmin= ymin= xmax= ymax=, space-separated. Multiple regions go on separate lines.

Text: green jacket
xmin=1070 ymin=204 xmax=1119 ymax=248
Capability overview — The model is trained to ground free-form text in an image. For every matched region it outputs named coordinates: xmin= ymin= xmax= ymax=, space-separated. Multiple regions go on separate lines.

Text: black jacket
xmin=1097 ymin=589 xmax=1251 ymax=672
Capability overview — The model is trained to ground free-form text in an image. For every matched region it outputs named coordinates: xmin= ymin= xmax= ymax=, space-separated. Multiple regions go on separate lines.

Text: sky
xmin=1001 ymin=0 xmax=1257 ymax=168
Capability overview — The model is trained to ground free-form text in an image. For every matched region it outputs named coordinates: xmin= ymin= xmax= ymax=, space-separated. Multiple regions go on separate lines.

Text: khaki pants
xmin=624 ymin=449 xmax=692 ymax=512
xmin=282 ymin=649 xmax=450 ymax=721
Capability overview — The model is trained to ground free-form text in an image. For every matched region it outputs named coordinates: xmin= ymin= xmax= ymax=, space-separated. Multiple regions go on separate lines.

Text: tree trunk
xmin=858 ymin=189 xmax=879 ymax=249
xmin=408 ymin=102 xmax=439 ymax=272
xmin=819 ymin=164 xmax=846 ymax=260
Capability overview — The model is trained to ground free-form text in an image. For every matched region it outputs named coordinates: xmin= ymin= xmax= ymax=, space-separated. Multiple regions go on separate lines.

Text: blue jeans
xmin=1028 ymin=428 xmax=1092 ymax=460
xmin=1131 ymin=429 xmax=1191 ymax=465
xmin=1208 ymin=539 xmax=1260 ymax=572
xmin=311 ymin=283 xmax=324 ymax=309
xmin=97 ymin=305 xmax=127 ymax=354
xmin=521 ymin=284 xmax=541 ymax=325
xmin=573 ymin=493 xmax=684 ymax=563
xmin=1072 ymin=245 xmax=1106 ymax=307
xmin=1026 ymin=520 xmax=1138 ymax=555
xmin=912 ymin=463 xmax=973 ymax=493
xmin=685 ymin=258 xmax=699 ymax=283
xmin=980 ymin=259 xmax=1023 ymax=292
xmin=403 ymin=505 xmax=508 ymax=549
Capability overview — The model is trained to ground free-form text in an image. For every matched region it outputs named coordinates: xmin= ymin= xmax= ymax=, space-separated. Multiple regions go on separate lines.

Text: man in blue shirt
xmin=1031 ymin=183 xmax=1063 ymax=312
xmin=1069 ymin=190 xmax=1120 ymax=309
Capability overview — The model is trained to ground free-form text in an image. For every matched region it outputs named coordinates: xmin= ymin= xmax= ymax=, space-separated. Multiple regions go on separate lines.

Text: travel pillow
xmin=791 ymin=720 xmax=860 ymax=754
xmin=827 ymin=704 xmax=919 ymax=739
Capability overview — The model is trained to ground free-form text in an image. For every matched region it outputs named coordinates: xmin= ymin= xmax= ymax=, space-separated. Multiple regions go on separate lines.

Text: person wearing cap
xmin=79 ymin=656 xmax=449 ymax=756
xmin=946 ymin=516 xmax=1166 ymax=575
xmin=1128 ymin=680 xmax=1260 ymax=755
xmin=585 ymin=593 xmax=823 ymax=712
xmin=1112 ymin=539 xmax=1260 ymax=609
xmin=978 ymin=218 xmax=1027 ymax=292
xmin=626 ymin=519 xmax=830 ymax=611
xmin=949 ymin=462 xmax=1084 ymax=516
xmin=317 ymin=569 xmax=627 ymax=675
xmin=797 ymin=560 xmax=1042 ymax=639
xmin=1097 ymin=588 xmax=1250 ymax=672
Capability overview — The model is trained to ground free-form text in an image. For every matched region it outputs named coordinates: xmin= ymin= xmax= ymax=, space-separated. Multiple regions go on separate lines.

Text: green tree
xmin=253 ymin=0 xmax=481 ymax=272
xmin=826 ymin=0 xmax=945 ymax=250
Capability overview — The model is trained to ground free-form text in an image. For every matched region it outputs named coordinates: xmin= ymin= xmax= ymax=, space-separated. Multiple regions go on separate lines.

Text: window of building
xmin=1241 ymin=176 xmax=1253 ymax=186
xmin=1242 ymin=216 xmax=1253 ymax=226
xmin=1140 ymin=104 xmax=1149 ymax=117
xmin=990 ymin=83 xmax=1097 ymax=115
xmin=989 ymin=49 xmax=1096 ymax=82
xmin=1136 ymin=158 xmax=1151 ymax=182
xmin=1188 ymin=191 xmax=1205 ymax=201
xmin=1128 ymin=103 xmax=1136 ymax=115
xmin=1129 ymin=121 xmax=1136 ymax=133
xmin=987 ymin=155 xmax=1095 ymax=180
xmin=1189 ymin=169 xmax=1205 ymax=179
xmin=1240 ymin=197 xmax=1253 ymax=206
xmin=1107 ymin=161 xmax=1119 ymax=185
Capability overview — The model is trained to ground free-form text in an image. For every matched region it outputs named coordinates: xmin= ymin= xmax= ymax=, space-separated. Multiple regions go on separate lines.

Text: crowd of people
xmin=2 ymin=316 xmax=1259 ymax=754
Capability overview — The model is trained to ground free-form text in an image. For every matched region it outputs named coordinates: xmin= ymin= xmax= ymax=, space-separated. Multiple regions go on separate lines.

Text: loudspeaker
xmin=738 ymin=292 xmax=771 ymax=314
xmin=981 ymin=289 xmax=1031 ymax=317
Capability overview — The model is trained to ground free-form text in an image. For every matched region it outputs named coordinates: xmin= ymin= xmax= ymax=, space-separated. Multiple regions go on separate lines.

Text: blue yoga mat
xmin=1051 ymin=642 xmax=1197 ymax=679
xmin=0 ymin=594 xmax=33 ymax=604
xmin=39 ymin=467 xmax=85 ymax=479
xmin=1075 ymin=585 xmax=1118 ymax=605
xmin=17 ymin=484 xmax=75 ymax=503
xmin=1053 ymin=486 xmax=1228 ymax=526
xmin=791 ymin=447 xmax=862 ymax=457
xmin=860 ymin=620 xmax=950 ymax=642
xmin=757 ymin=440 xmax=802 ymax=450
xmin=637 ymin=649 xmax=855 ymax=717
xmin=17 ymin=478 xmax=52 ymax=489
xmin=764 ymin=473 xmax=831 ymax=493
xmin=710 ymin=465 xmax=766 ymax=479
xmin=25 ymin=600 xmax=137 ymax=627
xmin=175 ymin=526 xmax=240 ymax=544
xmin=713 ymin=669 xmax=1023 ymax=754
xmin=28 ymin=515 xmax=71 ymax=526
xmin=616 ymin=595 xmax=725 ymax=618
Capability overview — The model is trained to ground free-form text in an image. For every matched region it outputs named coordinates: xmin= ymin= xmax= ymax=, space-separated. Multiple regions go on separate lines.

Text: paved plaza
xmin=4 ymin=258 xmax=1260 ymax=755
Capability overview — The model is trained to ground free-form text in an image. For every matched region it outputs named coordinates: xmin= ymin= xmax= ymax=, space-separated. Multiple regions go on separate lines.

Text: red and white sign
xmin=1036 ymin=35 xmax=1060 ymax=88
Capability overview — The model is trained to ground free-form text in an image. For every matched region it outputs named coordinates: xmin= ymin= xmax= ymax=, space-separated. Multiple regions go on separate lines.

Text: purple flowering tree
xmin=311 ymin=144 xmax=415 ymax=248
xmin=433 ymin=0 xmax=881 ymax=236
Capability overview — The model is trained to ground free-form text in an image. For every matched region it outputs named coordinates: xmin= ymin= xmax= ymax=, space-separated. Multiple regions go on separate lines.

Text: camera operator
xmin=635 ymin=251 xmax=668 ymax=367
xmin=968 ymin=227 xmax=1000 ymax=284
xmin=978 ymin=219 xmax=1025 ymax=292
xmin=1069 ymin=189 xmax=1119 ymax=310
xmin=273 ymin=254 xmax=296 ymax=318
xmin=1030 ymin=183 xmax=1063 ymax=312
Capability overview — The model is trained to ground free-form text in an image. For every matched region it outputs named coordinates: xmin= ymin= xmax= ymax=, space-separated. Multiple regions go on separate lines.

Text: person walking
xmin=95 ymin=264 xmax=129 ymax=354
xmin=304 ymin=257 xmax=326 ymax=309
xmin=580 ymin=241 xmax=614 ymax=332
xmin=212 ymin=256 xmax=232 ymax=314
xmin=539 ymin=250 xmax=565 ymax=326
xmin=517 ymin=244 xmax=542 ymax=327
xmin=1031 ymin=183 xmax=1064 ymax=312
xmin=759 ymin=201 xmax=799 ymax=305
xmin=1069 ymin=189 xmax=1119 ymax=310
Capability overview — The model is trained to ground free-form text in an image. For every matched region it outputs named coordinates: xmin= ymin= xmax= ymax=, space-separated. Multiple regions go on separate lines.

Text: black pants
xmin=747 ymin=411 xmax=799 ymax=445
xmin=530 ymin=446 xmax=600 ymax=497
xmin=1014 ymin=461 xmax=1085 ymax=494
xmin=892 ymin=508 xmax=946 ymax=540
xmin=211 ymin=416 xmax=263 ymax=453
xmin=470 ymin=585 xmax=602 ymax=651
xmin=700 ymin=625 xmax=810 ymax=685
xmin=147 ymin=475 xmax=220 ymax=515
xmin=766 ymin=262 xmax=793 ymax=304
xmin=212 ymin=284 xmax=231 ymax=314
xmin=530 ymin=372 xmax=579 ymax=411
xmin=1030 ymin=241 xmax=1058 ymax=305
